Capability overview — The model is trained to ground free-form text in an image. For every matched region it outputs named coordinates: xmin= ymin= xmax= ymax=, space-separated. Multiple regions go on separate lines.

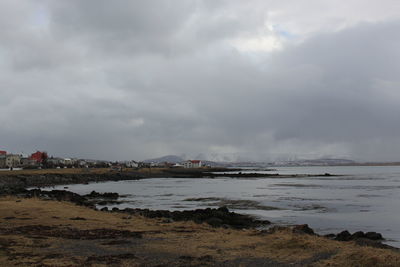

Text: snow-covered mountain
xmin=143 ymin=155 xmax=184 ymax=163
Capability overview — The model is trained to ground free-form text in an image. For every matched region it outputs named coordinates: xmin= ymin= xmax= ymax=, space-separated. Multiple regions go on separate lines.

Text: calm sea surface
xmin=47 ymin=166 xmax=400 ymax=246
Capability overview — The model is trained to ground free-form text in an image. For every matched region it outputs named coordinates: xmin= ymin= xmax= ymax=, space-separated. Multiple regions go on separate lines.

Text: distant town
xmin=0 ymin=149 xmax=205 ymax=170
xmin=2 ymin=149 xmax=400 ymax=171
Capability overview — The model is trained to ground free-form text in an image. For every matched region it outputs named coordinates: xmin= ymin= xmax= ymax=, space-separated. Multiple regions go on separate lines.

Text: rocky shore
xmin=0 ymin=171 xmax=142 ymax=195
xmin=1 ymin=169 xmax=399 ymax=266
xmin=11 ymin=188 xmax=395 ymax=249
xmin=0 ymin=196 xmax=399 ymax=266
xmin=0 ymin=167 xmax=337 ymax=195
xmin=15 ymin=188 xmax=271 ymax=229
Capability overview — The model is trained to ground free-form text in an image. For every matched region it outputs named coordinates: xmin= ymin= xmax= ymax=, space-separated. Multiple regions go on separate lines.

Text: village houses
xmin=182 ymin=160 xmax=202 ymax=168
xmin=0 ymin=150 xmax=23 ymax=169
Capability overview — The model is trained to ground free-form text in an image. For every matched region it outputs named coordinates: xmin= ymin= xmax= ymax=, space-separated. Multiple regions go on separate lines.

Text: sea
xmin=46 ymin=166 xmax=400 ymax=247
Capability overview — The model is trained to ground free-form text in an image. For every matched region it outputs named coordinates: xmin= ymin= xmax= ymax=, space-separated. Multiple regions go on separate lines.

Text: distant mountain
xmin=143 ymin=155 xmax=184 ymax=163
xmin=194 ymin=153 xmax=250 ymax=163
xmin=307 ymin=158 xmax=355 ymax=164
xmin=143 ymin=154 xmax=356 ymax=167
xmin=276 ymin=158 xmax=355 ymax=166
xmin=143 ymin=155 xmax=227 ymax=167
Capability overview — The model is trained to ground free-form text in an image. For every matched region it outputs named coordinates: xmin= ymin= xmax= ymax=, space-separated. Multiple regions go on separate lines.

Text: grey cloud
xmin=45 ymin=0 xmax=270 ymax=57
xmin=1 ymin=1 xmax=400 ymax=161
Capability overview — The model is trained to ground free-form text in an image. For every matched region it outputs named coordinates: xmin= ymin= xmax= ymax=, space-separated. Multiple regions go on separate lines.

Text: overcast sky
xmin=1 ymin=0 xmax=400 ymax=161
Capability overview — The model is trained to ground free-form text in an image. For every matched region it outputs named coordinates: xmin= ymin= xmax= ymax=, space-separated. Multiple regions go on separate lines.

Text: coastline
xmin=1 ymin=168 xmax=399 ymax=266
xmin=0 ymin=167 xmax=336 ymax=194
xmin=1 ymin=196 xmax=399 ymax=266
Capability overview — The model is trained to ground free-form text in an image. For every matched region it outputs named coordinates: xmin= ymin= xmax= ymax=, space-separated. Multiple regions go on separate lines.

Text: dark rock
xmin=96 ymin=200 xmax=122 ymax=205
xmin=218 ymin=206 xmax=229 ymax=213
xmin=332 ymin=230 xmax=385 ymax=244
xmin=116 ymin=206 xmax=269 ymax=229
xmin=292 ymin=224 xmax=315 ymax=235
xmin=206 ymin=217 xmax=223 ymax=227
xmin=351 ymin=231 xmax=365 ymax=239
xmin=23 ymin=189 xmax=91 ymax=207
xmin=335 ymin=230 xmax=351 ymax=241
xmin=365 ymin=232 xmax=383 ymax=240
xmin=324 ymin=233 xmax=336 ymax=239
xmin=85 ymin=191 xmax=119 ymax=199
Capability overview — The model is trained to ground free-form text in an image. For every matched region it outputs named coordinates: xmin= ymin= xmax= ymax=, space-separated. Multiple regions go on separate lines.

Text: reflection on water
xmin=47 ymin=166 xmax=400 ymax=247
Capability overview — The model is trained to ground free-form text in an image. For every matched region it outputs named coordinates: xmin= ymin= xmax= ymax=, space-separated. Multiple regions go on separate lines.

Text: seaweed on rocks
xmin=292 ymin=224 xmax=315 ymax=235
xmin=322 ymin=229 xmax=396 ymax=250
xmin=84 ymin=191 xmax=122 ymax=205
xmin=0 ymin=172 xmax=143 ymax=195
xmin=14 ymin=189 xmax=124 ymax=207
xmin=331 ymin=230 xmax=384 ymax=242
xmin=113 ymin=206 xmax=270 ymax=229
xmin=23 ymin=189 xmax=91 ymax=206
xmin=84 ymin=191 xmax=119 ymax=199
xmin=3 ymin=187 xmax=395 ymax=251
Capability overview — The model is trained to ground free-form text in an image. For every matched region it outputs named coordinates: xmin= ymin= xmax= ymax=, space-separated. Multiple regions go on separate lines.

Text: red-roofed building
xmin=29 ymin=151 xmax=48 ymax=163
xmin=183 ymin=160 xmax=202 ymax=168
xmin=0 ymin=151 xmax=6 ymax=156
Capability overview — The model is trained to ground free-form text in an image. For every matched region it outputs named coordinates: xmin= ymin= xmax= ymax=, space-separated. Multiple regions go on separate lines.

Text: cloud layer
xmin=1 ymin=0 xmax=400 ymax=161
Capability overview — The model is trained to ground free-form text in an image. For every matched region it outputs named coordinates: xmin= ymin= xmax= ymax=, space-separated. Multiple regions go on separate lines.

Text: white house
xmin=63 ymin=158 xmax=74 ymax=166
xmin=125 ymin=161 xmax=139 ymax=168
xmin=183 ymin=160 xmax=202 ymax=168
xmin=172 ymin=163 xmax=184 ymax=168
xmin=5 ymin=154 xmax=21 ymax=168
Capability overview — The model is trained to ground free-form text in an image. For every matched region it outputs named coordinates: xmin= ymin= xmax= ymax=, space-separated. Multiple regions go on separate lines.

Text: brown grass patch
xmin=0 ymin=197 xmax=399 ymax=266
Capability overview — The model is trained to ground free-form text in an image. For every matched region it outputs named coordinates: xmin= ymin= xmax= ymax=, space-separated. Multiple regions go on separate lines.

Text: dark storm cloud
xmin=1 ymin=1 xmax=400 ymax=161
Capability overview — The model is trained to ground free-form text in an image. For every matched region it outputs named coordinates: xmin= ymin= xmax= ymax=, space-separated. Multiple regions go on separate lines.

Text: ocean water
xmin=47 ymin=166 xmax=400 ymax=246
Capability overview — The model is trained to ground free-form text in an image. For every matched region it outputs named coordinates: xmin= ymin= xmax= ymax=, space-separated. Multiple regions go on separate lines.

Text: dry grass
xmin=0 ymin=197 xmax=399 ymax=266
